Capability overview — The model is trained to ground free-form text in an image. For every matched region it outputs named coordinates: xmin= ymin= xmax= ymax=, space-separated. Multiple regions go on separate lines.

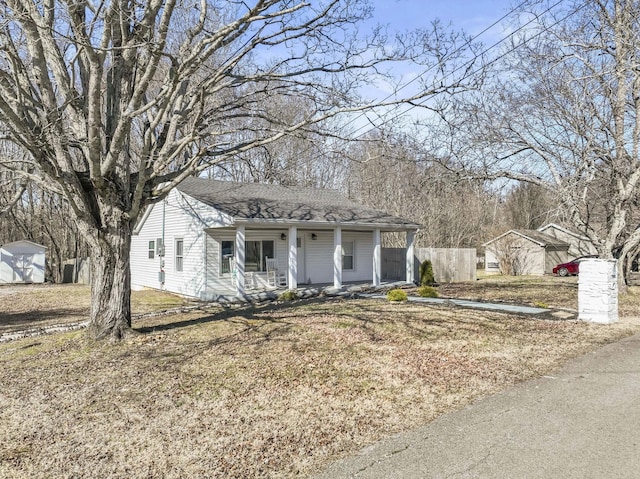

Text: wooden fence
xmin=382 ymin=247 xmax=477 ymax=283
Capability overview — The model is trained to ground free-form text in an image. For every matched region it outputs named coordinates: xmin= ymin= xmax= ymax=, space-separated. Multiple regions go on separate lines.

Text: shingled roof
xmin=176 ymin=177 xmax=419 ymax=229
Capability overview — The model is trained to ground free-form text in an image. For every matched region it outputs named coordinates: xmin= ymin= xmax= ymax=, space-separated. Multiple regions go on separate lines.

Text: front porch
xmin=204 ymin=225 xmax=417 ymax=299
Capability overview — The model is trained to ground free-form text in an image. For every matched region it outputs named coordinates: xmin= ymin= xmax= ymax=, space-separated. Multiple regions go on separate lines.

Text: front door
xmin=296 ymin=235 xmax=306 ymax=284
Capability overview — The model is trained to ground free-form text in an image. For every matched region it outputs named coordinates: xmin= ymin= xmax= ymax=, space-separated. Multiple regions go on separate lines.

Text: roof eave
xmin=232 ymin=217 xmax=420 ymax=231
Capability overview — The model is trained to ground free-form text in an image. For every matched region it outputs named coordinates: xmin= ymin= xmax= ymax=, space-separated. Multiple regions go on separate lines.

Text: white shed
xmin=0 ymin=240 xmax=47 ymax=284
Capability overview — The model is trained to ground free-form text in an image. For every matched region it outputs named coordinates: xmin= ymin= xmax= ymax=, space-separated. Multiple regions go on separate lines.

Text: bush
xmin=417 ymin=286 xmax=439 ymax=298
xmin=278 ymin=290 xmax=299 ymax=301
xmin=387 ymin=289 xmax=408 ymax=302
xmin=419 ymin=259 xmax=436 ymax=286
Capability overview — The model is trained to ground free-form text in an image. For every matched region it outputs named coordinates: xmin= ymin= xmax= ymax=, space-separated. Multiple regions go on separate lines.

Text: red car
xmin=553 ymin=256 xmax=598 ymax=276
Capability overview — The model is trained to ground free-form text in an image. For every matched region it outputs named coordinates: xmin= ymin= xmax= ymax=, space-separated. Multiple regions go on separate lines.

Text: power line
xmin=345 ymin=0 xmax=539 ymax=136
xmin=347 ymin=0 xmax=575 ymax=141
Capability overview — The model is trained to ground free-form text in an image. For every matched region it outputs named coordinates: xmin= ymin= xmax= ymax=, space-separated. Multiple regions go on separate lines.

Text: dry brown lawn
xmin=0 ymin=284 xmax=190 ymax=334
xmin=1 ymin=277 xmax=639 ymax=478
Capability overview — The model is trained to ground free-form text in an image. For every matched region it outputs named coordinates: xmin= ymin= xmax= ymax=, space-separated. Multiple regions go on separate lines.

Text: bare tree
xmin=503 ymin=182 xmax=559 ymax=230
xmin=445 ymin=0 xmax=640 ymax=286
xmin=0 ymin=0 xmax=476 ymax=339
xmin=207 ymin=92 xmax=350 ymax=188
xmin=0 ymin=160 xmax=90 ymax=282
xmin=346 ymin=129 xmax=499 ymax=248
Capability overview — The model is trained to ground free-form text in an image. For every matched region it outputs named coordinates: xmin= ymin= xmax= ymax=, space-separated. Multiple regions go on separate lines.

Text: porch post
xmin=288 ymin=225 xmax=297 ymax=290
xmin=406 ymin=230 xmax=415 ymax=284
xmin=235 ymin=225 xmax=245 ymax=296
xmin=334 ymin=227 xmax=342 ymax=289
xmin=373 ymin=228 xmax=381 ymax=287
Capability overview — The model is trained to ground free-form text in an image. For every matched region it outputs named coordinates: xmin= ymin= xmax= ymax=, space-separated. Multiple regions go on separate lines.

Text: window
xmin=245 ymin=240 xmax=274 ymax=272
xmin=175 ymin=238 xmax=184 ymax=272
xmin=221 ymin=240 xmax=234 ymax=274
xmin=343 ymin=241 xmax=354 ymax=270
xmin=220 ymin=239 xmax=274 ymax=273
xmin=148 ymin=240 xmax=155 ymax=259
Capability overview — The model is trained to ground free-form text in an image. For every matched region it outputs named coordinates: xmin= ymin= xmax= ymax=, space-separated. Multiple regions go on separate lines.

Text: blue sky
xmin=346 ymin=0 xmax=520 ymax=131
xmin=369 ymin=0 xmax=518 ymax=37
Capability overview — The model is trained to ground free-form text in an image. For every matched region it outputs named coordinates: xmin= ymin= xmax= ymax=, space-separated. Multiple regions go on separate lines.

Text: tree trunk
xmin=86 ymin=217 xmax=133 ymax=341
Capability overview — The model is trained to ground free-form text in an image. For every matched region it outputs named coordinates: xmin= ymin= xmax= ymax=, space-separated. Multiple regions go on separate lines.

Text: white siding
xmin=303 ymin=230 xmax=374 ymax=284
xmin=202 ymin=229 xmax=289 ymax=299
xmin=131 ymin=189 xmax=232 ymax=297
xmin=304 ymin=230 xmax=333 ymax=284
xmin=485 ymin=249 xmax=500 ymax=274
xmin=343 ymin=232 xmax=374 ymax=282
xmin=484 ymin=233 xmax=545 ymax=276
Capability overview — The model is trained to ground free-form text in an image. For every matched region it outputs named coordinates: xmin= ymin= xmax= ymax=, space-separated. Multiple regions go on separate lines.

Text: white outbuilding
xmin=0 ymin=240 xmax=47 ymax=284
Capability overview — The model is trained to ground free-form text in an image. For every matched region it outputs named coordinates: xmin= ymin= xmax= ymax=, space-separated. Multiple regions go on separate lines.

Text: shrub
xmin=278 ymin=290 xmax=299 ymax=301
xmin=387 ymin=289 xmax=408 ymax=302
xmin=419 ymin=259 xmax=436 ymax=286
xmin=417 ymin=286 xmax=439 ymax=298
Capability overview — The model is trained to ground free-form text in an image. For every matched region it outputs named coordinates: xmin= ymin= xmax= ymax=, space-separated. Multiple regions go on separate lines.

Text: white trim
xmin=342 ymin=240 xmax=355 ymax=271
xmin=175 ymin=238 xmax=184 ymax=272
xmin=235 ymin=226 xmax=245 ymax=296
xmin=133 ymin=204 xmax=154 ymax=235
xmin=483 ymin=230 xmax=548 ymax=247
xmin=233 ymin=217 xmax=420 ymax=231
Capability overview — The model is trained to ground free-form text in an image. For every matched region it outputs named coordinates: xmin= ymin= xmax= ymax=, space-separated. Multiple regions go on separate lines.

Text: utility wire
xmin=347 ymin=0 xmax=576 ymax=141
xmin=346 ymin=0 xmax=540 ymax=136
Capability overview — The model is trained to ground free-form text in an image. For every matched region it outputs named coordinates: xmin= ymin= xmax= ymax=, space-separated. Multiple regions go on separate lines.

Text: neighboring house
xmin=536 ymin=223 xmax=598 ymax=259
xmin=0 ymin=240 xmax=47 ymax=284
xmin=483 ymin=230 xmax=570 ymax=275
xmin=131 ymin=178 xmax=420 ymax=300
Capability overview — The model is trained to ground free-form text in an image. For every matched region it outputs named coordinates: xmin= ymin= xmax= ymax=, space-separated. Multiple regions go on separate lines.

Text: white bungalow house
xmin=131 ymin=178 xmax=420 ymax=300
xmin=0 ymin=240 xmax=47 ymax=284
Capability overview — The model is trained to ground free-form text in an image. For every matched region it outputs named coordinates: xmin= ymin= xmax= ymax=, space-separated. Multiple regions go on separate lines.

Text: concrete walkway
xmin=314 ymin=333 xmax=640 ymax=479
xmin=358 ymin=293 xmax=552 ymax=316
